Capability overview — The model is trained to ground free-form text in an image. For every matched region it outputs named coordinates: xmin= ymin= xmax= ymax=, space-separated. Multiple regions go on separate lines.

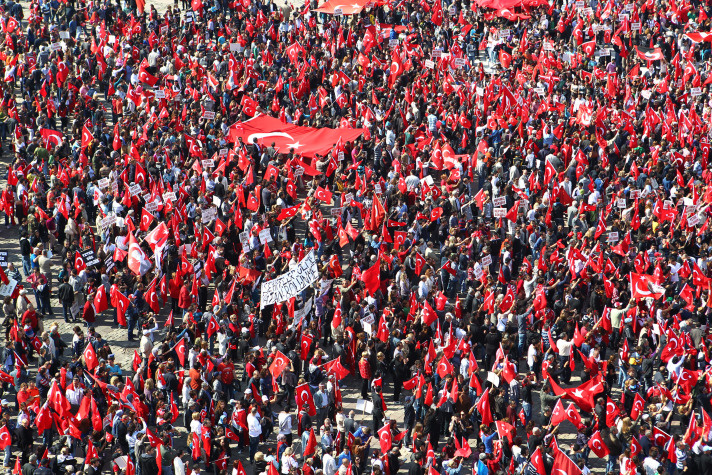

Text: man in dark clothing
xmin=57 ymin=276 xmax=74 ymax=323
xmin=85 ymin=458 xmax=102 ymax=475
xmin=21 ymin=454 xmax=37 ymax=475
xmin=15 ymin=419 xmax=33 ymax=464
xmin=115 ymin=415 xmax=130 ymax=454
xmin=139 ymin=446 xmax=159 ymax=474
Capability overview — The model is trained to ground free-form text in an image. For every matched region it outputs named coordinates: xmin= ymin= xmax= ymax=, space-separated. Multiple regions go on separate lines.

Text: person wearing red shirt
xmin=358 ymin=353 xmax=371 ymax=399
xmin=168 ymin=272 xmax=181 ymax=315
xmin=178 ymin=278 xmax=192 ymax=315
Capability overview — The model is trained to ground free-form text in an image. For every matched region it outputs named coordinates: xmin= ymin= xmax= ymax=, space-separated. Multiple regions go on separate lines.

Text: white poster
xmin=260 ymin=251 xmax=319 ymax=308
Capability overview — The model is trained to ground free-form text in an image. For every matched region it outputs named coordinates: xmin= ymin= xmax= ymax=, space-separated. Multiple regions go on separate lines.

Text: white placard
xmin=239 ymin=231 xmax=251 ymax=251
xmin=60 ymin=31 xmax=70 ymax=39
xmin=202 ymin=110 xmax=215 ymax=120
xmin=146 ymin=201 xmax=158 ymax=212
xmin=155 ymin=89 xmax=166 ymax=99
xmin=98 ymin=178 xmax=110 ymax=189
xmin=0 ymin=279 xmax=17 ymax=297
xmin=202 ymin=207 xmax=217 ymax=222
xmin=493 ymin=196 xmax=507 ymax=207
xmin=334 ymin=7 xmax=343 ymax=15
xmin=493 ymin=207 xmax=507 ymax=218
xmin=630 ymin=190 xmax=641 ymax=199
xmin=356 ymin=399 xmax=374 ymax=414
xmin=575 ymin=0 xmax=584 ymax=6
xmin=201 ymin=159 xmax=215 ymax=169
xmin=129 ymin=184 xmax=142 ymax=196
xmin=424 ymin=59 xmax=435 ymax=69
xmin=101 ymin=214 xmax=117 ymax=228
xmin=259 ymin=228 xmax=273 ymax=244
xmin=294 ymin=167 xmax=304 ymax=177
xmin=481 ymin=255 xmax=492 ymax=267
xmin=50 ymin=42 xmax=62 ymax=51
xmin=487 ymin=372 xmax=500 ymax=387
xmin=607 ymin=232 xmax=619 ymax=243
xmin=219 ymin=148 xmax=228 ymax=157
xmin=617 ymin=198 xmax=626 ymax=208
xmin=533 ymin=87 xmax=545 ymax=95
xmin=374 ymin=184 xmax=382 ymax=194
xmin=688 ymin=215 xmax=700 ymax=227
xmin=632 ymin=22 xmax=641 ymax=30
xmin=453 ymin=57 xmax=466 ymax=68
xmin=432 ymin=48 xmax=443 ymax=58
xmin=389 ymin=39 xmax=398 ymax=47
xmin=160 ymin=25 xmax=169 ymax=35
xmin=163 ymin=192 xmax=176 ymax=202
xmin=230 ymin=43 xmax=239 ymax=52
xmin=260 ymin=251 xmax=320 ymax=308
xmin=691 ymin=87 xmax=702 ymax=96
xmin=330 ymin=207 xmax=343 ymax=216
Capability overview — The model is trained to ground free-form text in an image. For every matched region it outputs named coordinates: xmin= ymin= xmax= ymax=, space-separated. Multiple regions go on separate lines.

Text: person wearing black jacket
xmin=15 ymin=418 xmax=33 ymax=465
xmin=57 ymin=276 xmax=74 ymax=323
xmin=139 ymin=445 xmax=159 ymax=474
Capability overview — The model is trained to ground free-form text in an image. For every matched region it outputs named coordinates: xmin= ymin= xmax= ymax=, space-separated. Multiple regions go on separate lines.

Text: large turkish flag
xmin=228 ymin=115 xmax=365 ymax=158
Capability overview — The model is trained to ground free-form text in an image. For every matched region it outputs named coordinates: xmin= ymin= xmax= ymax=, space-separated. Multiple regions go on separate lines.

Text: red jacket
xmin=358 ymin=359 xmax=371 ymax=379
xmin=178 ymin=285 xmax=191 ymax=309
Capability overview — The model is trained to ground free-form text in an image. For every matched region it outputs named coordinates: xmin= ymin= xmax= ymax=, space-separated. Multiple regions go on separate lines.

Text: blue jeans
xmin=162 ymin=465 xmax=174 ymax=475
xmin=249 ymin=436 xmax=260 ymax=462
xmin=21 ymin=256 xmax=31 ymax=277
xmin=3 ymin=446 xmax=9 ymax=467
xmin=606 ymin=454 xmax=616 ymax=473
xmin=128 ymin=317 xmax=137 ymax=339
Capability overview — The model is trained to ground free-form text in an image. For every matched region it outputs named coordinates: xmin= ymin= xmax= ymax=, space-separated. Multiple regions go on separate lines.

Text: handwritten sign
xmin=259 ymin=229 xmax=273 ymax=244
xmin=691 ymin=87 xmax=702 ymax=96
xmin=202 ymin=207 xmax=217 ymax=222
xmin=432 ymin=48 xmax=443 ymax=58
xmin=424 ymin=59 xmax=435 ymax=69
xmin=201 ymin=159 xmax=215 ymax=169
xmin=481 ymin=255 xmax=492 ymax=267
xmin=260 ymin=251 xmax=319 ymax=308
xmin=607 ymin=232 xmax=619 ymax=243
xmin=155 ymin=89 xmax=166 ymax=99
xmin=146 ymin=201 xmax=159 ymax=212
xmin=98 ymin=178 xmax=109 ymax=190
xmin=129 ymin=184 xmax=142 ymax=196
xmin=453 ymin=57 xmax=467 ymax=68
xmin=493 ymin=196 xmax=507 ymax=207
xmin=493 ymin=207 xmax=507 ymax=218
xmin=617 ymin=198 xmax=626 ymax=208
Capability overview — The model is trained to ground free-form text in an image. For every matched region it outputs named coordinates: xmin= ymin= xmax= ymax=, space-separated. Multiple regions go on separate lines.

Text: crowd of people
xmin=0 ymin=0 xmax=710 ymax=473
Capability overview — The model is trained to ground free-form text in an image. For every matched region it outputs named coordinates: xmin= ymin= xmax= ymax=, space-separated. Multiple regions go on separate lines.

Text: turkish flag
xmin=84 ymin=342 xmax=99 ymax=371
xmin=146 ymin=281 xmax=160 ymax=313
xmin=127 ymin=232 xmax=152 ymax=276
xmin=475 ymin=388 xmax=493 ymax=426
xmin=362 ymin=259 xmax=381 ymax=295
xmin=268 ymin=351 xmax=290 ymax=378
xmin=630 ymin=393 xmax=646 ymax=421
xmin=378 ymin=425 xmax=393 ymax=453
xmin=81 ymin=124 xmax=94 ymax=149
xmin=114 ymin=291 xmax=129 ymax=327
xmin=140 ymin=209 xmax=155 ymax=232
xmin=314 ymin=186 xmax=333 ymax=203
xmin=630 ymin=272 xmax=665 ymax=300
xmin=550 ymin=398 xmax=567 ymax=426
xmin=0 ymin=426 xmax=11 ymax=449
xmin=229 ymin=115 xmax=365 ymax=159
xmin=552 ymin=442 xmax=583 ymax=475
xmin=206 ymin=315 xmax=219 ymax=338
xmin=582 ymin=40 xmax=596 ymax=56
xmin=94 ymin=284 xmax=109 ymax=314
xmin=588 ymin=431 xmax=610 ymax=458
xmin=295 ymin=383 xmax=317 ymax=416
xmin=74 ymin=250 xmax=87 ymax=272
xmin=145 ymin=222 xmax=170 ymax=250
xmin=565 ymin=403 xmax=583 ymax=429
xmin=173 ymin=338 xmax=186 ymax=367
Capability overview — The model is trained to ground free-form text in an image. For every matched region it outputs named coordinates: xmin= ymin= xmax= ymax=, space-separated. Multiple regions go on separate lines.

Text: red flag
xmin=475 ymin=388 xmax=493 ymax=426
xmin=362 ymin=259 xmax=381 ymax=295
xmin=588 ymin=431 xmax=610 ymax=458
xmin=304 ymin=428 xmax=317 ymax=457
xmin=84 ymin=343 xmax=99 ymax=371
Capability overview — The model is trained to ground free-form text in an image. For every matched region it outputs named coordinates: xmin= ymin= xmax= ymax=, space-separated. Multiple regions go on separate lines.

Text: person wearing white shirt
xmin=173 ymin=453 xmax=186 ymax=475
xmin=65 ymin=377 xmax=84 ymax=407
xmin=277 ymin=409 xmax=293 ymax=445
xmin=322 ymin=447 xmax=337 ymax=475
xmin=247 ymin=407 xmax=262 ymax=464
